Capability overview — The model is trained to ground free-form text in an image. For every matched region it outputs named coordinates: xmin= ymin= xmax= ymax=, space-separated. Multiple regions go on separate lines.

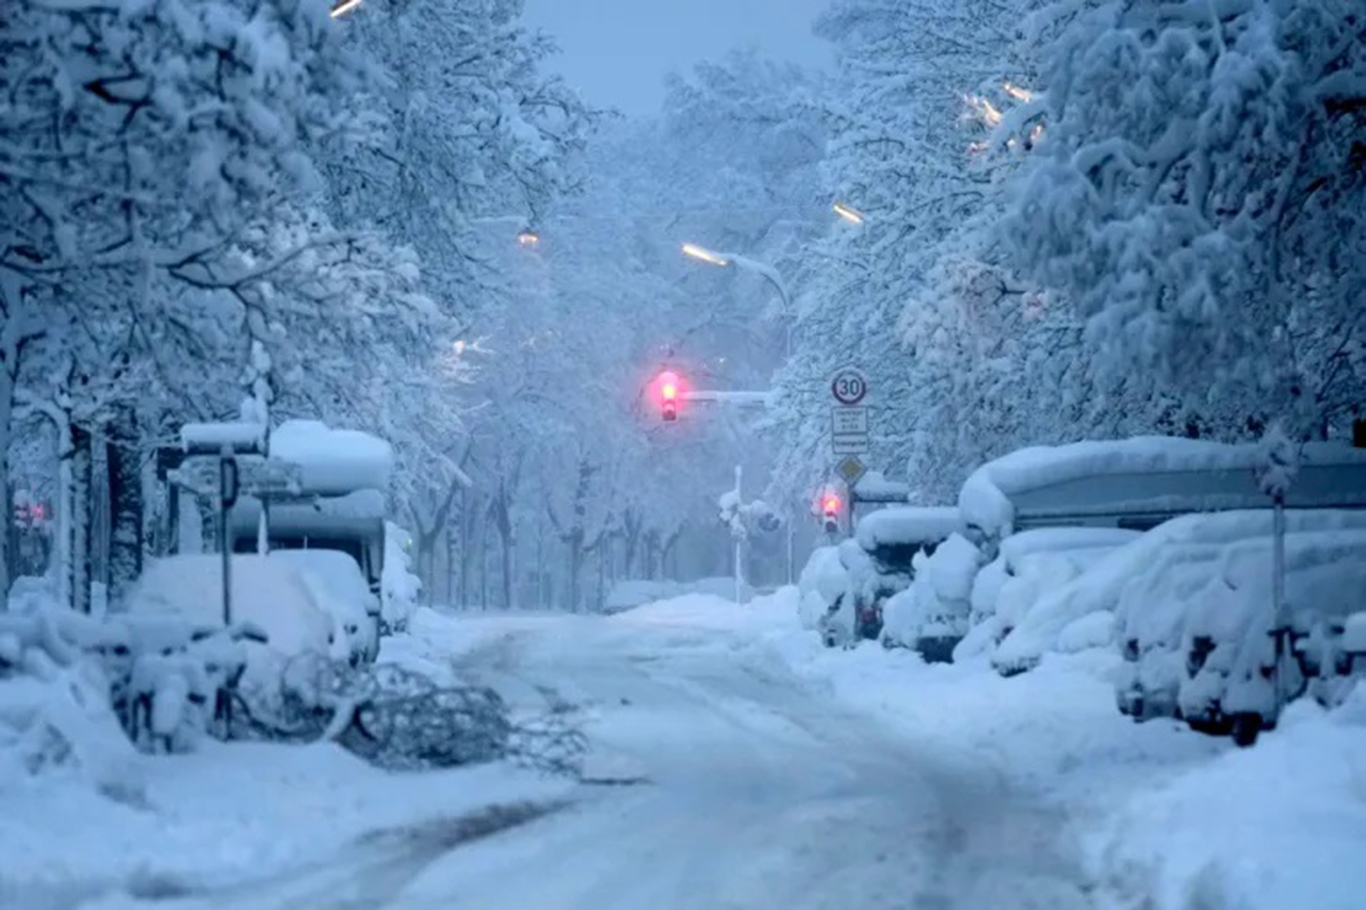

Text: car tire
xmin=1230 ymin=712 xmax=1262 ymax=747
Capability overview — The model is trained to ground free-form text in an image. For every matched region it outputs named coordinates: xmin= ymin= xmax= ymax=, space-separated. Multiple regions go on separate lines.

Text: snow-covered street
xmin=9 ymin=592 xmax=1356 ymax=910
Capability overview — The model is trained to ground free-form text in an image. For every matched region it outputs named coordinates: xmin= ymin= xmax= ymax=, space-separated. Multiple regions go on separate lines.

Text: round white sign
xmin=830 ymin=368 xmax=869 ymax=406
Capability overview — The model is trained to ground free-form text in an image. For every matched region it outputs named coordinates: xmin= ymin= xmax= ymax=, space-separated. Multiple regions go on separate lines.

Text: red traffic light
xmin=659 ymin=371 xmax=679 ymax=401
xmin=657 ymin=370 xmax=682 ymax=421
xmin=823 ymin=494 xmax=841 ymax=514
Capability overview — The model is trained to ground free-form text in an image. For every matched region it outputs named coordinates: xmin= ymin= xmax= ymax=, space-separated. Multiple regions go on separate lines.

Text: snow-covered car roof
xmin=122 ymin=554 xmax=333 ymax=657
xmin=855 ymin=506 xmax=964 ymax=551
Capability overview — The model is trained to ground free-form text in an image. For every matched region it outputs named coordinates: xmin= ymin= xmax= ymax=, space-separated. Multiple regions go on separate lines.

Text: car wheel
xmin=1230 ymin=712 xmax=1262 ymax=747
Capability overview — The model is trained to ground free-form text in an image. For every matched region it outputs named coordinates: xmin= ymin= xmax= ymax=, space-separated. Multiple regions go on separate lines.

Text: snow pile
xmin=1092 ymin=693 xmax=1366 ymax=910
xmin=880 ymin=533 xmax=982 ymax=657
xmin=992 ymin=510 xmax=1366 ymax=675
xmin=269 ymin=419 xmax=394 ymax=496
xmin=602 ymin=580 xmax=684 ymax=614
xmin=382 ymin=521 xmax=421 ymax=633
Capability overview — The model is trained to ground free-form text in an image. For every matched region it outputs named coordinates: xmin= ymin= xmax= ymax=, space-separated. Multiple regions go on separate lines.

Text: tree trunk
xmin=106 ymin=409 xmax=144 ymax=595
xmin=71 ymin=427 xmax=92 ymax=614
xmin=54 ymin=413 xmax=74 ymax=609
xmin=0 ymin=355 xmax=12 ymax=606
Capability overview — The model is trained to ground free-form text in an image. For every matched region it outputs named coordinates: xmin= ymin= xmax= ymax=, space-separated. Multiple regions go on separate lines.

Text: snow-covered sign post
xmin=718 ymin=467 xmax=781 ymax=606
xmin=1257 ymin=425 xmax=1299 ymax=738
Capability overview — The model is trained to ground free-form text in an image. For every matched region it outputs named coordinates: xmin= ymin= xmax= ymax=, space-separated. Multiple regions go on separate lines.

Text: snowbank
xmin=0 ymin=612 xmax=141 ymax=797
xmin=1092 ymin=693 xmax=1366 ymax=910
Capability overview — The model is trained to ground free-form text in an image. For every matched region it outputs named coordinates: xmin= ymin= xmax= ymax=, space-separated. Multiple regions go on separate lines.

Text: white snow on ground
xmin=610 ymin=591 xmax=1366 ymax=910
xmin=1092 ymin=693 xmax=1366 ymax=910
xmin=0 ymin=740 xmax=570 ymax=908
xmin=6 ymin=590 xmax=1362 ymax=910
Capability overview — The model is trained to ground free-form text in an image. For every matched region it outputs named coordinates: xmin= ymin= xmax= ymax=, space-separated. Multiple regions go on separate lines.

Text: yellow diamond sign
xmin=836 ymin=455 xmax=867 ymax=486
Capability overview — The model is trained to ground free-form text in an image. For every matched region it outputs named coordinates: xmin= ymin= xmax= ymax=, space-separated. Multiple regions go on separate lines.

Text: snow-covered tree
xmin=1003 ymin=0 xmax=1366 ymax=438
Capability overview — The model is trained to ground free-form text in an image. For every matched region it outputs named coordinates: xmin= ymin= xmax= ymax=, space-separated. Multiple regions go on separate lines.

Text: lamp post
xmin=682 ymin=242 xmax=796 ymax=587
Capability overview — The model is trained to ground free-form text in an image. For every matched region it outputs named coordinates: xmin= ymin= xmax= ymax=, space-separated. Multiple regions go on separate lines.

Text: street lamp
xmin=832 ymin=201 xmax=865 ymax=225
xmin=680 ymin=242 xmax=792 ymax=316
xmin=682 ymin=241 xmax=796 ymax=586
xmin=516 ymin=229 xmax=541 ymax=248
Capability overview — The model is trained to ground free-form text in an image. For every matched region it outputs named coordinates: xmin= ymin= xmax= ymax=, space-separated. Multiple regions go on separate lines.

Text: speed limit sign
xmin=830 ymin=367 xmax=869 ymax=406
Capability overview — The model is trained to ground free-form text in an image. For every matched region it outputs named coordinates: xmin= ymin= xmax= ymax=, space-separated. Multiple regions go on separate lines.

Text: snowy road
xmin=112 ymin=607 xmax=1095 ymax=910
xmin=410 ymin=617 xmax=1095 ymax=910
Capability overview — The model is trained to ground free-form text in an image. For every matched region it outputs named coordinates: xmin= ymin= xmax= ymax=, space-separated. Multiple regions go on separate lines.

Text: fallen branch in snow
xmin=236 ymin=654 xmax=586 ymax=776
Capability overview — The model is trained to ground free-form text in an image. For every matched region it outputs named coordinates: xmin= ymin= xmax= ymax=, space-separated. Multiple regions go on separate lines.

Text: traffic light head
xmin=821 ymin=491 xmax=841 ymax=534
xmin=657 ymin=370 xmax=681 ymax=421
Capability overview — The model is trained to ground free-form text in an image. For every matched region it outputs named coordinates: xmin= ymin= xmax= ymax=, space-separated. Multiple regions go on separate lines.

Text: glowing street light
xmin=681 ymin=242 xmax=731 ymax=267
xmin=517 ymin=229 xmax=541 ymax=248
xmin=832 ymin=201 xmax=865 ymax=225
xmin=330 ymin=0 xmax=362 ymax=17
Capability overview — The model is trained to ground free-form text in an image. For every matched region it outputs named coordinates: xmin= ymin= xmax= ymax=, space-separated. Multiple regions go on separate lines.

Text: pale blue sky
xmin=522 ymin=0 xmax=833 ymax=115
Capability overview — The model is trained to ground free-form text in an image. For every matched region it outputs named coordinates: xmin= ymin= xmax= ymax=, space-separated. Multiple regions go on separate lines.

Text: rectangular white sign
xmin=832 ymin=406 xmax=869 ymax=435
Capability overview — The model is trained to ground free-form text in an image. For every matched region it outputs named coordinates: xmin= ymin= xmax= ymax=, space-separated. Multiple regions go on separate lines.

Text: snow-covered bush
xmin=0 ymin=611 xmax=138 ymax=793
xmin=880 ymin=533 xmax=982 ymax=661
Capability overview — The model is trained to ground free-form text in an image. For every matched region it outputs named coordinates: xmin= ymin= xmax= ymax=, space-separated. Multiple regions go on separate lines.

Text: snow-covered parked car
xmin=880 ymin=532 xmax=982 ymax=661
xmin=1176 ymin=530 xmax=1366 ymax=744
xmin=806 ymin=507 xmax=964 ymax=648
xmin=1107 ymin=510 xmax=1366 ymax=726
xmin=954 ymin=527 xmax=1140 ymax=665
xmin=121 ymin=554 xmax=336 ymax=683
xmin=994 ymin=509 xmax=1366 ymax=678
xmin=269 ymin=549 xmax=380 ymax=664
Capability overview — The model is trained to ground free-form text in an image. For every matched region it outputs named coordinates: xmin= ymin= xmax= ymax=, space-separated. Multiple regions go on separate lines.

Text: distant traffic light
xmin=657 ymin=369 xmax=680 ymax=421
xmin=822 ymin=491 xmax=841 ymax=534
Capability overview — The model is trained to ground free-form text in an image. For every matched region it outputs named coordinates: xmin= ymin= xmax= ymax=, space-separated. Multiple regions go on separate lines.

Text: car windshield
xmin=4 ymin=1 xmax=1364 ymax=908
